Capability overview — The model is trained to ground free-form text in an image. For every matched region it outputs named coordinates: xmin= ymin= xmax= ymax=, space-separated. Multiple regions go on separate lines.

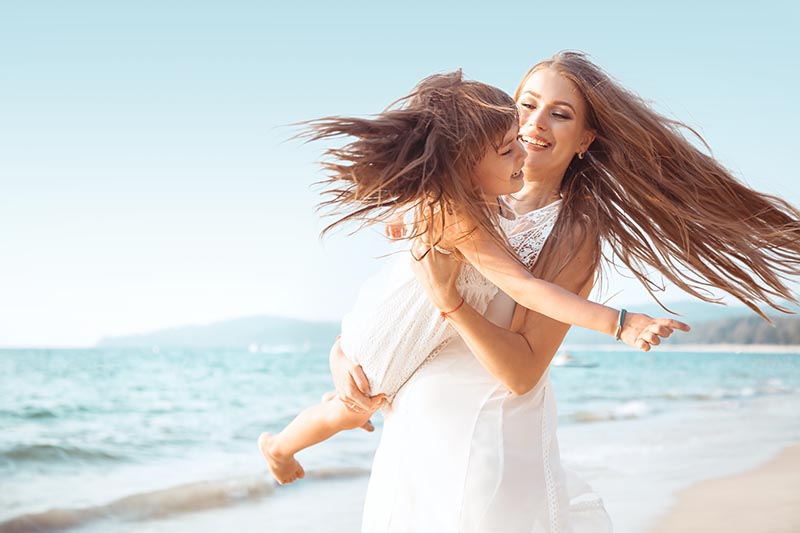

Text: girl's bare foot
xmin=258 ymin=432 xmax=305 ymax=484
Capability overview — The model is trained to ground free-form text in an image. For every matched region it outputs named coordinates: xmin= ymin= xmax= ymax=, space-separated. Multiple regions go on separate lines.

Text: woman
xmin=331 ymin=52 xmax=800 ymax=532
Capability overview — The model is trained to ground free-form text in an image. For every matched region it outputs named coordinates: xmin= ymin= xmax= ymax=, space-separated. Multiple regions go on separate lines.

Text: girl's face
xmin=516 ymin=67 xmax=596 ymax=179
xmin=472 ymin=123 xmax=526 ymax=199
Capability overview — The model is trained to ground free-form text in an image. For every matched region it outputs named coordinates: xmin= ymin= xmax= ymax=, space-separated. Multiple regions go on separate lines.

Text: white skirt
xmin=361 ymin=291 xmax=613 ymax=533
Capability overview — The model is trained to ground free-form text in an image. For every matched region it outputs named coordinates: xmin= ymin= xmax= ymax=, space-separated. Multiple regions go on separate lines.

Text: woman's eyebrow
xmin=522 ymin=90 xmax=576 ymax=112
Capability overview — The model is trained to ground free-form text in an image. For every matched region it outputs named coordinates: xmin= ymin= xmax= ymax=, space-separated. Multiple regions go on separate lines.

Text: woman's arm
xmin=412 ymin=237 xmax=592 ymax=394
xmin=415 ymin=236 xmax=687 ymax=394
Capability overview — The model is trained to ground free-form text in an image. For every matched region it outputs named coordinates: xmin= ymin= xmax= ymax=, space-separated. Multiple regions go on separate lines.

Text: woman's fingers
xmin=340 ymin=390 xmax=385 ymax=414
xmin=341 ymin=380 xmax=373 ymax=411
xmin=351 ymin=364 xmax=372 ymax=396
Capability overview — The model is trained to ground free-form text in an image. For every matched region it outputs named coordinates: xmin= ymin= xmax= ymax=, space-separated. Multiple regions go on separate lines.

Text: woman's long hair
xmin=303 ymin=70 xmax=520 ymax=258
xmin=523 ymin=51 xmax=800 ymax=318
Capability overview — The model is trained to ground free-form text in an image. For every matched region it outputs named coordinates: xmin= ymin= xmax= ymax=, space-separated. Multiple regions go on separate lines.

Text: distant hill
xmin=97 ymin=300 xmax=800 ymax=350
xmin=96 ymin=315 xmax=340 ymax=350
xmin=668 ymin=314 xmax=800 ymax=345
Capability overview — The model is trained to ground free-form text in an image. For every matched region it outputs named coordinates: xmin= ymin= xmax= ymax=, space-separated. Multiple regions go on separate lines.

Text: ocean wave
xmin=1 ymin=444 xmax=123 ymax=464
xmin=660 ymin=379 xmax=794 ymax=402
xmin=570 ymin=401 xmax=652 ymax=424
xmin=0 ymin=466 xmax=369 ymax=532
xmin=248 ymin=341 xmax=312 ymax=355
xmin=305 ymin=465 xmax=370 ymax=479
xmin=15 ymin=408 xmax=59 ymax=420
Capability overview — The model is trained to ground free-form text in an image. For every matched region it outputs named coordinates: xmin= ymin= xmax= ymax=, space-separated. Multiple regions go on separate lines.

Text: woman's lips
xmin=520 ymin=135 xmax=552 ymax=152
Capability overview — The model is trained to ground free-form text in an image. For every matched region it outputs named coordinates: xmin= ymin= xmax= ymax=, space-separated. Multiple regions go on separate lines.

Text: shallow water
xmin=2 ymin=345 xmax=799 ymax=532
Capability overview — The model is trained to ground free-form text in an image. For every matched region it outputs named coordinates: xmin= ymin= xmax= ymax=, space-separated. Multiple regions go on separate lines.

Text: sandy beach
xmin=652 ymin=443 xmax=800 ymax=533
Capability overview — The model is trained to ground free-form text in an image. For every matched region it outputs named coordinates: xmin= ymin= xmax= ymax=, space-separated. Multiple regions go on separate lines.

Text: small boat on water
xmin=552 ymin=351 xmax=598 ymax=368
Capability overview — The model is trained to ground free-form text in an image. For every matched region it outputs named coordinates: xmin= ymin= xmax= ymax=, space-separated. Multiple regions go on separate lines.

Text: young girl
xmin=258 ymin=71 xmax=689 ymax=484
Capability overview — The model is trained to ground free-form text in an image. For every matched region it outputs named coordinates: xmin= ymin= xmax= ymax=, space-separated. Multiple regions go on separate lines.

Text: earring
xmin=578 ymin=151 xmax=586 ymax=160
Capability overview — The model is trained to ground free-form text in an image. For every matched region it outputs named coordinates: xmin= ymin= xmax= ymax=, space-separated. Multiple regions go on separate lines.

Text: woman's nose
xmin=527 ymin=109 xmax=547 ymax=131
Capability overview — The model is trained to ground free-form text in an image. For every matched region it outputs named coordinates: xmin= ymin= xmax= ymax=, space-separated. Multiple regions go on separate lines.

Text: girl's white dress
xmin=340 ymin=212 xmax=519 ymax=400
xmin=359 ymin=200 xmax=614 ymax=533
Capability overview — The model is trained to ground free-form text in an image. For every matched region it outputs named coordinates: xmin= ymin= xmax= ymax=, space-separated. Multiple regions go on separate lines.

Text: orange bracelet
xmin=440 ymin=297 xmax=465 ymax=320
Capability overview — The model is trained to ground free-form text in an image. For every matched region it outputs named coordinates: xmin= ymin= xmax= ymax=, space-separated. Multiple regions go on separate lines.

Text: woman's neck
xmin=507 ymin=179 xmax=562 ymax=214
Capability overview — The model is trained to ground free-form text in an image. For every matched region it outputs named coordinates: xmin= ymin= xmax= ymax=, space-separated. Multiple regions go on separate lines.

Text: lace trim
xmin=569 ymin=498 xmax=607 ymax=513
xmin=507 ymin=200 xmax=561 ymax=270
xmin=541 ymin=382 xmax=561 ymax=533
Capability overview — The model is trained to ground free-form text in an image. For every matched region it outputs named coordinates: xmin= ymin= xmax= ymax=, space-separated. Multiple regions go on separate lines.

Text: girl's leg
xmin=321 ymin=390 xmax=375 ymax=432
xmin=259 ymin=394 xmax=374 ymax=484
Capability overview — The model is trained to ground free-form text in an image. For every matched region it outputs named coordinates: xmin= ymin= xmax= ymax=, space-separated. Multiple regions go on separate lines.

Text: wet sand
xmin=651 ymin=443 xmax=800 ymax=533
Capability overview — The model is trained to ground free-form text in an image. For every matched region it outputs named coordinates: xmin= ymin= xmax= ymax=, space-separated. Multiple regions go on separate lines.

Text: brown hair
xmin=302 ymin=70 xmax=519 ymax=258
xmin=521 ymin=51 xmax=800 ymax=318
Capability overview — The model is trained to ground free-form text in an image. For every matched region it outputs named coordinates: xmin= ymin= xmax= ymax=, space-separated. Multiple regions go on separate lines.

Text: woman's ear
xmin=579 ymin=129 xmax=597 ymax=153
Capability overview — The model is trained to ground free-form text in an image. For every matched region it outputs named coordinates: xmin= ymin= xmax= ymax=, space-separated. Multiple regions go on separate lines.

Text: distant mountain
xmin=668 ymin=314 xmax=800 ymax=345
xmin=96 ymin=315 xmax=340 ymax=350
xmin=564 ymin=299 xmax=800 ymax=346
xmin=98 ymin=299 xmax=800 ymax=350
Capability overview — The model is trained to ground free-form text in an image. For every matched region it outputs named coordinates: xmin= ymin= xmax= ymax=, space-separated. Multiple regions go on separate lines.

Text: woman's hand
xmin=329 ymin=337 xmax=384 ymax=413
xmin=410 ymin=239 xmax=463 ymax=311
xmin=620 ymin=312 xmax=691 ymax=351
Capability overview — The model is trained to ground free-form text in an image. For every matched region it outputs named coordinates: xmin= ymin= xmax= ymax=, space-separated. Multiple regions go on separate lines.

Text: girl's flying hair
xmin=304 ymin=70 xmax=520 ymax=257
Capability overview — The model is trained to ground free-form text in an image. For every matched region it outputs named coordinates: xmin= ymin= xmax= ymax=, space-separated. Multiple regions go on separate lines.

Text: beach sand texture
xmin=652 ymin=444 xmax=800 ymax=533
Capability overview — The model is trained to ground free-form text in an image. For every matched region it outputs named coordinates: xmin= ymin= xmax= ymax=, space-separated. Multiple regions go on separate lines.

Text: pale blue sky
xmin=1 ymin=1 xmax=798 ymax=346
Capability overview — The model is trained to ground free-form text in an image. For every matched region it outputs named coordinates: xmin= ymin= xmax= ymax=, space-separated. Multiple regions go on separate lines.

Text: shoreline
xmin=649 ymin=442 xmax=800 ymax=533
xmin=562 ymin=343 xmax=800 ymax=353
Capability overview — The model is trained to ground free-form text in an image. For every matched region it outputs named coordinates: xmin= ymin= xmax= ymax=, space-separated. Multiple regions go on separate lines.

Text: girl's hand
xmin=410 ymin=238 xmax=463 ymax=311
xmin=385 ymin=214 xmax=407 ymax=240
xmin=619 ymin=312 xmax=691 ymax=351
xmin=329 ymin=337 xmax=384 ymax=413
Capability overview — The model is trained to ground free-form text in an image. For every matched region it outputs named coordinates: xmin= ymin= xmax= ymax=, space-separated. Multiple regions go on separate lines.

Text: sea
xmin=2 ymin=342 xmax=799 ymax=532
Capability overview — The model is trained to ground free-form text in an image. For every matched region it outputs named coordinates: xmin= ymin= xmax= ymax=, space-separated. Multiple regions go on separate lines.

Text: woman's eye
xmin=553 ymin=112 xmax=571 ymax=120
xmin=520 ymin=102 xmax=535 ymax=110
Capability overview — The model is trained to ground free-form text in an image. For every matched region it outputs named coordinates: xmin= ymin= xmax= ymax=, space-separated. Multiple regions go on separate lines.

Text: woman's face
xmin=516 ymin=67 xmax=596 ymax=179
xmin=472 ymin=123 xmax=527 ymax=198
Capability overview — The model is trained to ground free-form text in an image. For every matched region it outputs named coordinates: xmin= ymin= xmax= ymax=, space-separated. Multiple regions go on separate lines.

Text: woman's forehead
xmin=521 ymin=69 xmax=580 ymax=99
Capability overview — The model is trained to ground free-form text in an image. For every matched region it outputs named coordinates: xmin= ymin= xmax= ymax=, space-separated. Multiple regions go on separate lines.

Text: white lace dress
xmin=361 ymin=200 xmax=613 ymax=533
xmin=340 ymin=213 xmax=518 ymax=400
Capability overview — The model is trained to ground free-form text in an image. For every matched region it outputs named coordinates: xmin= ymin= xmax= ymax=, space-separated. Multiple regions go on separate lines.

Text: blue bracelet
xmin=614 ymin=308 xmax=627 ymax=341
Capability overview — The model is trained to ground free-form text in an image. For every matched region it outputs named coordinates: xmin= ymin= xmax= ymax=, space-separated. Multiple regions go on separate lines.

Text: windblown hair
xmin=523 ymin=51 xmax=800 ymax=318
xmin=303 ymin=70 xmax=519 ymax=257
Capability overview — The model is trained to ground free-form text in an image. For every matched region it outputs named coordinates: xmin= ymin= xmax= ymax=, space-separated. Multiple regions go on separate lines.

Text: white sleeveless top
xmin=340 ymin=200 xmax=562 ymax=399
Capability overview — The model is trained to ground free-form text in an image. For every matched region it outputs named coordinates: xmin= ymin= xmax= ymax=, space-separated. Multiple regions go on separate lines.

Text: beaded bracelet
xmin=613 ymin=308 xmax=627 ymax=341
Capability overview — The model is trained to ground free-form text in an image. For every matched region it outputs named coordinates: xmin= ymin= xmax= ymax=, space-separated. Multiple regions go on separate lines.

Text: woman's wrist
xmin=439 ymin=297 xmax=466 ymax=320
xmin=435 ymin=291 xmax=464 ymax=314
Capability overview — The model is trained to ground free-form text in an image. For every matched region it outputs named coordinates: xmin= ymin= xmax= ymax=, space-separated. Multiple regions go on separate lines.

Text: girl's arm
xmin=453 ymin=224 xmax=688 ymax=348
